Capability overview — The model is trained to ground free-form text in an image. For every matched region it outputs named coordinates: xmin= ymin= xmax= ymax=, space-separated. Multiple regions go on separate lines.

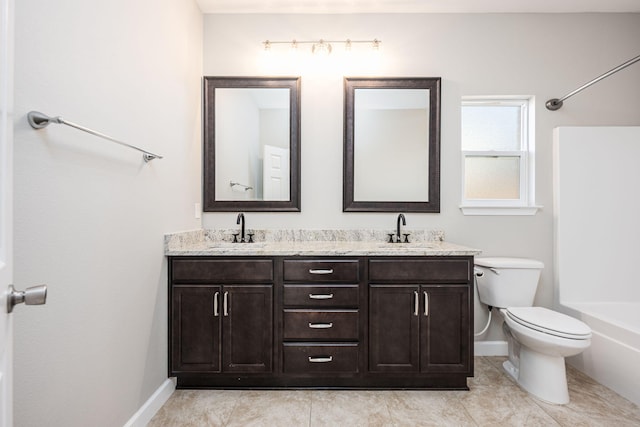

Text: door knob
xmin=7 ymin=284 xmax=47 ymax=313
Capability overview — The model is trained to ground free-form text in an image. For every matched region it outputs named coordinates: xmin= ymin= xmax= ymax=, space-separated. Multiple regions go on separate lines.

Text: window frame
xmin=460 ymin=97 xmax=540 ymax=216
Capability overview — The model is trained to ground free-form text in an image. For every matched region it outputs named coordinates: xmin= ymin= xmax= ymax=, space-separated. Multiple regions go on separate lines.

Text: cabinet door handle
xmin=424 ymin=291 xmax=429 ymax=316
xmin=223 ymin=291 xmax=229 ymax=316
xmin=308 ymin=356 xmax=333 ymax=363
xmin=414 ymin=291 xmax=419 ymax=316
xmin=309 ymin=269 xmax=334 ymax=275
xmin=213 ymin=292 xmax=219 ymax=317
xmin=308 ymin=322 xmax=333 ymax=329
xmin=309 ymin=293 xmax=334 ymax=300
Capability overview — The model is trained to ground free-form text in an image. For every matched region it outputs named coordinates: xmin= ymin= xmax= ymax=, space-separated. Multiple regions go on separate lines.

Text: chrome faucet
xmin=236 ymin=213 xmax=245 ymax=243
xmin=396 ymin=213 xmax=406 ymax=243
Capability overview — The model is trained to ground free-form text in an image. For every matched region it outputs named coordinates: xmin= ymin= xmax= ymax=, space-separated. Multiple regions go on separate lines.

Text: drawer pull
xmin=424 ymin=291 xmax=429 ymax=316
xmin=308 ymin=356 xmax=333 ymax=363
xmin=213 ymin=291 xmax=219 ymax=317
xmin=309 ymin=293 xmax=334 ymax=300
xmin=309 ymin=269 xmax=334 ymax=275
xmin=308 ymin=322 xmax=333 ymax=329
xmin=223 ymin=291 xmax=229 ymax=316
xmin=414 ymin=291 xmax=419 ymax=316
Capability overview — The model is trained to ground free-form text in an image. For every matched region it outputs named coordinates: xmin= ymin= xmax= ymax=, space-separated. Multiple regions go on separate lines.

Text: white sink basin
xmin=208 ymin=242 xmax=267 ymax=249
xmin=377 ymin=242 xmax=438 ymax=249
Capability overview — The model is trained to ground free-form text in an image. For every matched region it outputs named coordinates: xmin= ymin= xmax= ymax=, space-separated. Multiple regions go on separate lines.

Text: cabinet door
xmin=222 ymin=285 xmax=273 ymax=373
xmin=420 ymin=284 xmax=471 ymax=374
xmin=369 ymin=285 xmax=419 ymax=372
xmin=171 ymin=286 xmax=221 ymax=373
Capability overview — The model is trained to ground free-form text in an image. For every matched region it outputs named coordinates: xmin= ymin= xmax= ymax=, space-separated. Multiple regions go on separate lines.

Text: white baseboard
xmin=474 ymin=340 xmax=508 ymax=356
xmin=124 ymin=377 xmax=176 ymax=427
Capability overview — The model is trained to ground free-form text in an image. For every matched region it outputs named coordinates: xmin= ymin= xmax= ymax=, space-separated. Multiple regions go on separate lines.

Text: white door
xmin=262 ymin=145 xmax=290 ymax=201
xmin=0 ymin=4 xmax=47 ymax=423
xmin=0 ymin=0 xmax=14 ymax=424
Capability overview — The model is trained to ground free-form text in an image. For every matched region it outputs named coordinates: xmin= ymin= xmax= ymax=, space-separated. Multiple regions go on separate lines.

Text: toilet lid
xmin=506 ymin=307 xmax=592 ymax=339
xmin=475 ymin=257 xmax=544 ymax=269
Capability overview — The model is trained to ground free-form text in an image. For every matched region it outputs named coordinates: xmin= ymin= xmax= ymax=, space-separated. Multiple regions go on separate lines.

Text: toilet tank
xmin=474 ymin=257 xmax=544 ymax=308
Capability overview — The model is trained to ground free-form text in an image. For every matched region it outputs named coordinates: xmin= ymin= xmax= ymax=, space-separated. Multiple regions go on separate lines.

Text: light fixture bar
xmin=263 ymin=38 xmax=381 ymax=53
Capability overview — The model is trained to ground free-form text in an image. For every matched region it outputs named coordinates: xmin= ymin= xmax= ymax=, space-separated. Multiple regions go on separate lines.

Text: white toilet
xmin=474 ymin=257 xmax=591 ymax=404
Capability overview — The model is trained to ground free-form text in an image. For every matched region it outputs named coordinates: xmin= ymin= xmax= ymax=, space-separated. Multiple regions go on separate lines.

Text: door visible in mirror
xmin=204 ymin=77 xmax=301 ymax=212
xmin=344 ymin=77 xmax=440 ymax=212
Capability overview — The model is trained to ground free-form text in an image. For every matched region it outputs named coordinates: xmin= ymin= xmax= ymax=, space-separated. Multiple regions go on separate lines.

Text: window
xmin=460 ymin=97 xmax=539 ymax=215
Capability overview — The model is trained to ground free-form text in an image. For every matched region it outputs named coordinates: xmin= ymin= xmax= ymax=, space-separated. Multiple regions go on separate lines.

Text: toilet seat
xmin=505 ymin=307 xmax=591 ymax=340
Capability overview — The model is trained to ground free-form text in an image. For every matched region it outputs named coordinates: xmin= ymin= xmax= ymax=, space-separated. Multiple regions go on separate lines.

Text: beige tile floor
xmin=148 ymin=357 xmax=640 ymax=426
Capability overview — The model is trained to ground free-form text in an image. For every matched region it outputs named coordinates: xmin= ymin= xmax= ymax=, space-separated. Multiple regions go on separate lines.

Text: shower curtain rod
xmin=27 ymin=111 xmax=163 ymax=162
xmin=546 ymin=53 xmax=640 ymax=111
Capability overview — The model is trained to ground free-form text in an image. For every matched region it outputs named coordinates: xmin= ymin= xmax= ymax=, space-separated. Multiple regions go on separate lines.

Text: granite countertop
xmin=165 ymin=229 xmax=481 ymax=257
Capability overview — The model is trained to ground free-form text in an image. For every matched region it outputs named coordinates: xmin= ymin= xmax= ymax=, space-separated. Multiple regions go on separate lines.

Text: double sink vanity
xmin=165 ymin=228 xmax=480 ymax=390
xmin=172 ymin=75 xmax=479 ymax=389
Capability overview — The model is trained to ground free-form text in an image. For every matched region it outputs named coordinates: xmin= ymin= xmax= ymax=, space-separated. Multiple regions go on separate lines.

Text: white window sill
xmin=459 ymin=205 xmax=542 ymax=216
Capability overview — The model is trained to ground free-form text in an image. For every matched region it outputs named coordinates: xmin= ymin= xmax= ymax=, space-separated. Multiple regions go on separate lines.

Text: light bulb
xmin=312 ymin=40 xmax=332 ymax=55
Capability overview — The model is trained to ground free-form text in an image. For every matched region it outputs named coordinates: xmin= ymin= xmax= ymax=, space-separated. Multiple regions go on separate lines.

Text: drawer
xmin=171 ymin=259 xmax=273 ymax=283
xmin=283 ymin=343 xmax=359 ymax=373
xmin=283 ymin=260 xmax=359 ymax=283
xmin=283 ymin=285 xmax=359 ymax=307
xmin=369 ymin=258 xmax=471 ymax=282
xmin=283 ymin=310 xmax=359 ymax=340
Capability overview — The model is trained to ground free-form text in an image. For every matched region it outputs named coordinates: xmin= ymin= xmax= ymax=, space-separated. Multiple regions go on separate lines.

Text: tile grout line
xmin=222 ymin=390 xmax=245 ymax=427
xmin=527 ymin=394 xmax=566 ymax=427
xmin=453 ymin=388 xmax=482 ymax=426
xmin=308 ymin=391 xmax=313 ymax=427
xmin=385 ymin=390 xmax=398 ymax=425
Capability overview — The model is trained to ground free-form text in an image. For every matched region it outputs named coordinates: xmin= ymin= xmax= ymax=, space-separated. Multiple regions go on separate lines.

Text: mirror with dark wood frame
xmin=343 ymin=77 xmax=441 ymax=212
xmin=203 ymin=76 xmax=301 ymax=212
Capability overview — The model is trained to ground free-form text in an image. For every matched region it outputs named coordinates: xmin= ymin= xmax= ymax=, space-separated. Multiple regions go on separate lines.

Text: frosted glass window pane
xmin=465 ymin=156 xmax=520 ymax=199
xmin=462 ymin=105 xmax=521 ymax=151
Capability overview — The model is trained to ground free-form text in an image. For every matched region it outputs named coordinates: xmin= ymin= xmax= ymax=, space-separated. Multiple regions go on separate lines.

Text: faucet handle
xmin=247 ymin=233 xmax=254 ymax=243
xmin=403 ymin=234 xmax=410 ymax=243
xmin=232 ymin=233 xmax=239 ymax=243
xmin=387 ymin=233 xmax=395 ymax=243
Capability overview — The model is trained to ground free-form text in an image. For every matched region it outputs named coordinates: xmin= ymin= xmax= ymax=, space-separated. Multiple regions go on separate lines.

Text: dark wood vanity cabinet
xmin=168 ymin=255 xmax=473 ymax=389
xmin=368 ymin=258 xmax=472 ymax=376
xmin=171 ymin=284 xmax=273 ymax=373
xmin=169 ymin=259 xmax=273 ymax=378
xmin=369 ymin=284 xmax=470 ymax=374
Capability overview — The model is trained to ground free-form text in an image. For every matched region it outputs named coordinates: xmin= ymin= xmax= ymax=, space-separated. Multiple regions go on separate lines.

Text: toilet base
xmin=505 ymin=346 xmax=570 ymax=405
xmin=502 ymin=359 xmax=518 ymax=381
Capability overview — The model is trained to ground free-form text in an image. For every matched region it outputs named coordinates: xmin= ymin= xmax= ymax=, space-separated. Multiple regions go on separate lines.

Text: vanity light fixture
xmin=262 ymin=38 xmax=381 ymax=54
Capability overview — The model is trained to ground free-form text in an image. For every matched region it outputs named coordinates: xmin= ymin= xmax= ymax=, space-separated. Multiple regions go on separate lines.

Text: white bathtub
xmin=554 ymin=127 xmax=640 ymax=407
xmin=561 ymin=302 xmax=640 ymax=406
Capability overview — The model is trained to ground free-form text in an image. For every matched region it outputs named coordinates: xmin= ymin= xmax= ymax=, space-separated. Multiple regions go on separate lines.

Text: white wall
xmin=202 ymin=13 xmax=640 ymax=341
xmin=13 ymin=0 xmax=202 ymax=426
xmin=354 ymin=109 xmax=429 ymax=201
xmin=260 ymin=109 xmax=289 ymax=149
xmin=216 ymin=90 xmax=260 ymax=200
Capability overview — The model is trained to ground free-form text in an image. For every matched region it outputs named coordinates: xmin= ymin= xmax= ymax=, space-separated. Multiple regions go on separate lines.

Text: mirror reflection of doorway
xmin=263 ymin=145 xmax=289 ymax=201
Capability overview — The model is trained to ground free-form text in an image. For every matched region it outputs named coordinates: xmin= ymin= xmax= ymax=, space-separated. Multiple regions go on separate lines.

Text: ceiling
xmin=195 ymin=0 xmax=640 ymax=14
